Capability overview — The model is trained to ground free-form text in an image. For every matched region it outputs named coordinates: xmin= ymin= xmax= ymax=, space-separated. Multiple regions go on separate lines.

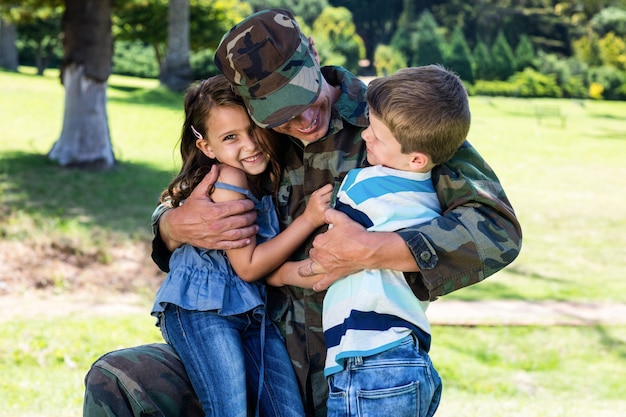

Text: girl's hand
xmin=266 ymin=260 xmax=319 ymax=289
xmin=301 ymin=184 xmax=333 ymax=228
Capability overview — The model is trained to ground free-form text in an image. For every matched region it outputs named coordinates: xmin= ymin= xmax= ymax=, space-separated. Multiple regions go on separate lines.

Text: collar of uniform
xmin=321 ymin=66 xmax=369 ymax=130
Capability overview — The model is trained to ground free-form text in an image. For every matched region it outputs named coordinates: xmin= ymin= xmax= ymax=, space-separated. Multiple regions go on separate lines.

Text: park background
xmin=1 ymin=1 xmax=626 ymax=416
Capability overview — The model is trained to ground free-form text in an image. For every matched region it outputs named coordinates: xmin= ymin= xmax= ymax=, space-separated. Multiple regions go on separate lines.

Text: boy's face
xmin=361 ymin=113 xmax=410 ymax=170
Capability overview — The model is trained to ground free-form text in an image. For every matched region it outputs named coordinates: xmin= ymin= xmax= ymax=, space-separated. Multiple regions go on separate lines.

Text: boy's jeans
xmin=326 ymin=335 xmax=442 ymax=417
xmin=160 ymin=304 xmax=304 ymax=417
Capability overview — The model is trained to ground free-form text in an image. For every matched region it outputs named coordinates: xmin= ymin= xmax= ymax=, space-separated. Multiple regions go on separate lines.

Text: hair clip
xmin=190 ymin=125 xmax=203 ymax=140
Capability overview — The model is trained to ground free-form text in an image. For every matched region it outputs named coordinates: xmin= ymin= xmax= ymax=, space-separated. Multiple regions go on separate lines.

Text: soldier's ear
xmin=308 ymin=37 xmax=320 ymax=64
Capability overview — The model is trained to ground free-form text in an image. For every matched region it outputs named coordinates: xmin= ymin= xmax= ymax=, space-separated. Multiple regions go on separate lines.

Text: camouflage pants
xmin=83 ymin=343 xmax=203 ymax=417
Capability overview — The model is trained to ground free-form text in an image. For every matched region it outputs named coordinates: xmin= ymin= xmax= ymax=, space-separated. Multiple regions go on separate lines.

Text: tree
xmin=113 ymin=0 xmax=168 ymax=67
xmin=473 ymin=40 xmax=493 ymax=80
xmin=113 ymin=0 xmax=250 ymax=81
xmin=332 ymin=0 xmax=406 ymax=63
xmin=491 ymin=30 xmax=515 ymax=80
xmin=390 ymin=0 xmax=420 ymax=66
xmin=14 ymin=7 xmax=63 ymax=75
xmin=445 ymin=26 xmax=474 ymax=83
xmin=245 ymin=0 xmax=328 ymax=26
xmin=590 ymin=6 xmax=626 ymax=37
xmin=312 ymin=6 xmax=365 ymax=74
xmin=48 ymin=0 xmax=115 ymax=169
xmin=373 ymin=44 xmax=406 ymax=76
xmin=159 ymin=0 xmax=192 ymax=92
xmin=412 ymin=10 xmax=445 ymax=67
xmin=572 ymin=31 xmax=603 ymax=67
xmin=0 ymin=0 xmax=64 ymax=73
xmin=514 ymin=34 xmax=535 ymax=72
xmin=598 ymin=32 xmax=626 ymax=71
xmin=0 ymin=17 xmax=17 ymax=70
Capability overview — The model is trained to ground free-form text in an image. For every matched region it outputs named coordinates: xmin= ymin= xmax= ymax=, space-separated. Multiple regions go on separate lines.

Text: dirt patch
xmin=0 ymin=239 xmax=165 ymax=321
xmin=2 ymin=240 xmax=625 ymax=326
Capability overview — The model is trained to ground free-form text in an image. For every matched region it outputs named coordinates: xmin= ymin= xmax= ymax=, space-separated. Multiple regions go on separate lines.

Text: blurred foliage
xmin=1 ymin=0 xmax=625 ymax=98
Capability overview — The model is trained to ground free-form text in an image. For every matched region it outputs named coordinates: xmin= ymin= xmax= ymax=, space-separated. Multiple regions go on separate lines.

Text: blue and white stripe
xmin=323 ymin=165 xmax=441 ymax=377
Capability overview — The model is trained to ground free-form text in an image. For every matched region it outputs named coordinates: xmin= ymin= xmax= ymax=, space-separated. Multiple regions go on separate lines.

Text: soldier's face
xmin=271 ymin=80 xmax=337 ymax=143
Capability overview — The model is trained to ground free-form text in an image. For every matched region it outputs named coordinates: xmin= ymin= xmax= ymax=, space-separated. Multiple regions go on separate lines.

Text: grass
xmin=1 ymin=68 xmax=626 ymax=416
xmin=431 ymin=325 xmax=626 ymax=417
xmin=1 ymin=67 xmax=184 ymax=253
xmin=0 ymin=314 xmax=162 ymax=417
xmin=453 ymin=96 xmax=626 ymax=303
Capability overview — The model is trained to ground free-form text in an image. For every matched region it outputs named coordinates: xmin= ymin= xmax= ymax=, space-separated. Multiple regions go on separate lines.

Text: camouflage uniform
xmin=83 ymin=65 xmax=522 ymax=417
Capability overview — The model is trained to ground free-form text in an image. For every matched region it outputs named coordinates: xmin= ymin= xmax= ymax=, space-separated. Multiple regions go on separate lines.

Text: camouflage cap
xmin=214 ymin=9 xmax=323 ymax=129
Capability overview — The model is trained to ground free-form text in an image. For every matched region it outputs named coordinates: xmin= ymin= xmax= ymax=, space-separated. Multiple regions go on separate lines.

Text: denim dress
xmin=151 ymin=182 xmax=281 ymax=322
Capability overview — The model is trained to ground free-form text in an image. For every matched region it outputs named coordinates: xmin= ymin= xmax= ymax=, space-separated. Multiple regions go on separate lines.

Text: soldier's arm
xmin=150 ymin=168 xmax=258 ymax=273
xmin=309 ymin=141 xmax=522 ymax=301
xmin=397 ymin=141 xmax=522 ymax=300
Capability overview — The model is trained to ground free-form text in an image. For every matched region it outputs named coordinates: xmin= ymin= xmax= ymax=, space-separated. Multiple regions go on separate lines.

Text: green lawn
xmin=1 ymin=68 xmax=625 ymax=416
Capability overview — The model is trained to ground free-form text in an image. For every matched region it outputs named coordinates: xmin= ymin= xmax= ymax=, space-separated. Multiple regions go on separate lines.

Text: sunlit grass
xmin=1 ymin=68 xmax=626 ymax=416
xmin=431 ymin=325 xmax=626 ymax=417
xmin=0 ymin=313 xmax=162 ymax=417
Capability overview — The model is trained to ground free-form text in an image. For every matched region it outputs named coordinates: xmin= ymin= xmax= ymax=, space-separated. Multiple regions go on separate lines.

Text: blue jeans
xmin=326 ymin=335 xmax=442 ymax=417
xmin=160 ymin=304 xmax=304 ymax=417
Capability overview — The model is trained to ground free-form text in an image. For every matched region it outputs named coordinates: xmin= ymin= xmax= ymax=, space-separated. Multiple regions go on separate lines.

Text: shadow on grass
xmin=595 ymin=324 xmax=626 ymax=360
xmin=447 ymin=263 xmax=575 ymax=302
xmin=108 ymin=84 xmax=184 ymax=110
xmin=1 ymin=150 xmax=174 ymax=239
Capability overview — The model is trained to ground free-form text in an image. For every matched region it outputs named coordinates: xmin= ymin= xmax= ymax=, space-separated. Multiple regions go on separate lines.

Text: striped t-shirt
xmin=323 ymin=165 xmax=441 ymax=377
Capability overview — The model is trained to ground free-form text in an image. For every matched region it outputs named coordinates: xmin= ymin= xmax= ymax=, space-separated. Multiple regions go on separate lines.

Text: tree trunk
xmin=159 ymin=0 xmax=192 ymax=92
xmin=0 ymin=18 xmax=18 ymax=71
xmin=49 ymin=63 xmax=114 ymax=168
xmin=49 ymin=0 xmax=115 ymax=169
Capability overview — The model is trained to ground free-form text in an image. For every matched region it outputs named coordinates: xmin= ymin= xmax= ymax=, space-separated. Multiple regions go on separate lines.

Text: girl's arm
xmin=265 ymin=259 xmax=317 ymax=289
xmin=211 ymin=165 xmax=332 ymax=282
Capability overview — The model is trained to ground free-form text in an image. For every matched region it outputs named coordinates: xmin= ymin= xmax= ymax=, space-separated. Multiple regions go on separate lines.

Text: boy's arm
xmin=310 ymin=141 xmax=522 ymax=300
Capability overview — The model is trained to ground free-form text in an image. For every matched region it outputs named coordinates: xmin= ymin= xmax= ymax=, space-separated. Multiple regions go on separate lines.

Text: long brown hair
xmin=160 ymin=75 xmax=284 ymax=207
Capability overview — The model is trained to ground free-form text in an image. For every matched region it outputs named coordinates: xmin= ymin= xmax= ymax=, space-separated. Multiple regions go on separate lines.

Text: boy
xmin=323 ymin=65 xmax=469 ymax=417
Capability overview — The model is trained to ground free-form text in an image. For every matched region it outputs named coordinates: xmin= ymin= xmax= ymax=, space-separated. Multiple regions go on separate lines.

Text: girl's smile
xmin=196 ymin=105 xmax=270 ymax=177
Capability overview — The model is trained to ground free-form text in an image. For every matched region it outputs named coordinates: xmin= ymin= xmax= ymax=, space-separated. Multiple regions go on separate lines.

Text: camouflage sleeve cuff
xmin=396 ymin=228 xmax=439 ymax=270
xmin=151 ymin=204 xmax=171 ymax=236
xmin=151 ymin=204 xmax=172 ymax=273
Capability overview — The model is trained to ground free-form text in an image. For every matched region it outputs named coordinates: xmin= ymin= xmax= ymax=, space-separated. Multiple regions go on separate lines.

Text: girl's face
xmin=196 ymin=105 xmax=270 ymax=176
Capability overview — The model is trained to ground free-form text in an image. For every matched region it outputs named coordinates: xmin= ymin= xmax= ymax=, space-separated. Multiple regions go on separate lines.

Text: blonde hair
xmin=366 ymin=65 xmax=470 ymax=165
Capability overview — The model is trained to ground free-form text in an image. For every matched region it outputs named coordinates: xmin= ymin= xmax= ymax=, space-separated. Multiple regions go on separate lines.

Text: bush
xmin=534 ymin=52 xmax=589 ymax=98
xmin=508 ymin=68 xmax=562 ymax=98
xmin=190 ymin=49 xmax=219 ymax=80
xmin=471 ymin=68 xmax=563 ymax=98
xmin=587 ymin=65 xmax=626 ymax=100
xmin=373 ymin=44 xmax=407 ymax=76
xmin=471 ymin=79 xmax=520 ymax=97
xmin=112 ymin=41 xmax=158 ymax=78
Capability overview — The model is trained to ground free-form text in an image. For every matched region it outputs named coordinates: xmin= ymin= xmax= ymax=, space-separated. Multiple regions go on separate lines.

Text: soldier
xmin=83 ymin=8 xmax=522 ymax=417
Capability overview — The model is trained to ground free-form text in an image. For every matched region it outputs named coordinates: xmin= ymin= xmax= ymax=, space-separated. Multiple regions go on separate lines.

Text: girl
xmin=151 ymin=75 xmax=332 ymax=417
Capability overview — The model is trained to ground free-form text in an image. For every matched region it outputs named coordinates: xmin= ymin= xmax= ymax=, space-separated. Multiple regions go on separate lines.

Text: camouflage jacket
xmin=150 ymin=66 xmax=522 ymax=416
